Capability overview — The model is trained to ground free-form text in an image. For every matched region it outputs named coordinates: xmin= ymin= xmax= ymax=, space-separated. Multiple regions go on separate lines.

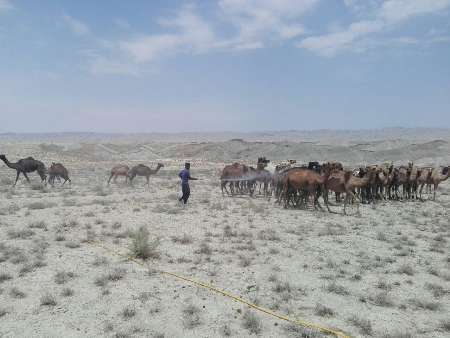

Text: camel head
xmin=443 ymin=166 xmax=449 ymax=176
xmin=157 ymin=163 xmax=164 ymax=169
xmin=0 ymin=154 xmax=6 ymax=161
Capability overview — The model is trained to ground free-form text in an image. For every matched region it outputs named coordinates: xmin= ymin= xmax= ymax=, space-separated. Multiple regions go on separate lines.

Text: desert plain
xmin=0 ymin=129 xmax=449 ymax=338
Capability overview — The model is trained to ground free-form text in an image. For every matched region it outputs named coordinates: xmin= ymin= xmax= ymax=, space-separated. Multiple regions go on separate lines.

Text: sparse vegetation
xmin=348 ymin=315 xmax=373 ymax=335
xmin=314 ymin=303 xmax=335 ymax=317
xmin=182 ymin=303 xmax=201 ymax=329
xmin=242 ymin=310 xmax=262 ymax=334
xmin=9 ymin=287 xmax=26 ymax=298
xmin=129 ymin=226 xmax=160 ymax=260
xmin=40 ymin=293 xmax=57 ymax=306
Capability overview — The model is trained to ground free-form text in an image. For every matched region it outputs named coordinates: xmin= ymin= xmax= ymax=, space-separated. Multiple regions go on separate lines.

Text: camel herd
xmin=1 ymin=154 xmax=449 ymax=215
xmin=220 ymin=158 xmax=450 ymax=215
xmin=0 ymin=154 xmax=164 ymax=187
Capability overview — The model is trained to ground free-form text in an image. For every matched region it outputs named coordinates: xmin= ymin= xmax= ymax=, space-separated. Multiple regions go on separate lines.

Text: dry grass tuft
xmin=7 ymin=229 xmax=35 ymax=239
xmin=171 ymin=233 xmax=193 ymax=244
xmin=397 ymin=264 xmax=414 ymax=276
xmin=0 ymin=272 xmax=13 ymax=284
xmin=348 ymin=315 xmax=373 ymax=336
xmin=61 ymin=287 xmax=74 ymax=297
xmin=325 ymin=281 xmax=350 ymax=295
xmin=440 ymin=319 xmax=450 ymax=332
xmin=121 ymin=306 xmax=136 ymax=319
xmin=314 ymin=303 xmax=335 ymax=317
xmin=9 ymin=287 xmax=26 ymax=298
xmin=182 ymin=303 xmax=201 ymax=329
xmin=129 ymin=226 xmax=160 ymax=260
xmin=242 ymin=310 xmax=262 ymax=334
xmin=40 ymin=293 xmax=57 ymax=306
xmin=283 ymin=323 xmax=321 ymax=337
xmin=409 ymin=298 xmax=440 ymax=311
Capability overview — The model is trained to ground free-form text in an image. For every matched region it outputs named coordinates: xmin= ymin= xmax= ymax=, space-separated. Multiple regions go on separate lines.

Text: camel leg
xmin=146 ymin=176 xmax=150 ymax=187
xmin=107 ymin=174 xmax=114 ymax=185
xmin=23 ymin=172 xmax=31 ymax=183
xmin=13 ymin=171 xmax=21 ymax=186
xmin=433 ymin=183 xmax=437 ymax=201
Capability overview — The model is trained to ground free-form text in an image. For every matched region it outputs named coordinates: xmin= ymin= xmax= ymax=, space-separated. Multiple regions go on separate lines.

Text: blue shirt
xmin=179 ymin=169 xmax=191 ymax=184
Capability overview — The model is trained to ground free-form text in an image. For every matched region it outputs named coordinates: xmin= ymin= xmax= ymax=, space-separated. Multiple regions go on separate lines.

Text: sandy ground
xmin=0 ymin=134 xmax=449 ymax=338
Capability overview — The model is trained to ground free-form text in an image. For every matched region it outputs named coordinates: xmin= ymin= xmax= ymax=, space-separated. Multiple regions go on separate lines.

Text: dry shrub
xmin=242 ymin=310 xmax=262 ymax=334
xmin=130 ymin=226 xmax=160 ymax=260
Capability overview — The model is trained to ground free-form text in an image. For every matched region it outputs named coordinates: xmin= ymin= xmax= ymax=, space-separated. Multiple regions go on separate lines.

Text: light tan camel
xmin=128 ymin=163 xmax=164 ymax=186
xmin=418 ymin=167 xmax=450 ymax=201
xmin=108 ymin=165 xmax=130 ymax=184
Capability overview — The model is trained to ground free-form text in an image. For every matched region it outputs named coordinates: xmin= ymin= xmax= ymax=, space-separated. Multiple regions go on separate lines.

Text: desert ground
xmin=0 ymin=130 xmax=449 ymax=338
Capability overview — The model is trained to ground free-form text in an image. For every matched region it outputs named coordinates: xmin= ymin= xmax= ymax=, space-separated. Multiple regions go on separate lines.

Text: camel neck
xmin=0 ymin=157 xmax=16 ymax=169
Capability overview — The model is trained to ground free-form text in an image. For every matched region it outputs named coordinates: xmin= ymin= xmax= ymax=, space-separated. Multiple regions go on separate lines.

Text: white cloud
xmin=218 ymin=0 xmax=317 ymax=48
xmin=81 ymin=1 xmax=318 ymax=75
xmin=120 ymin=34 xmax=182 ymax=63
xmin=63 ymin=14 xmax=90 ymax=36
xmin=0 ymin=0 xmax=13 ymax=11
xmin=380 ymin=0 xmax=450 ymax=23
xmin=298 ymin=20 xmax=383 ymax=56
xmin=299 ymin=0 xmax=450 ymax=56
xmin=90 ymin=57 xmax=139 ymax=76
xmin=120 ymin=5 xmax=216 ymax=63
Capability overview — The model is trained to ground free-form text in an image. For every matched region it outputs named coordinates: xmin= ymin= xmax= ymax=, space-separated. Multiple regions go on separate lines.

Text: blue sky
xmin=1 ymin=0 xmax=450 ymax=133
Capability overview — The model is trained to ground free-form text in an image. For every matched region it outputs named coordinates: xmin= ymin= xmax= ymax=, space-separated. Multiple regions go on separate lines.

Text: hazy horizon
xmin=1 ymin=0 xmax=450 ymax=132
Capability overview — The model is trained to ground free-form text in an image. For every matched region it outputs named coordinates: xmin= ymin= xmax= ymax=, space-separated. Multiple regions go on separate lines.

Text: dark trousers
xmin=180 ymin=183 xmax=190 ymax=204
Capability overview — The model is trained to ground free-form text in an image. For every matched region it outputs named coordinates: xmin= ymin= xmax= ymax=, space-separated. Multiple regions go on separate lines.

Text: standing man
xmin=178 ymin=162 xmax=198 ymax=205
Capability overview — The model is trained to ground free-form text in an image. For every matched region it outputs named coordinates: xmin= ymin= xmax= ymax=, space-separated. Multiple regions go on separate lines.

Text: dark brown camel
xmin=128 ymin=163 xmax=164 ymax=186
xmin=0 ymin=154 xmax=47 ymax=186
xmin=108 ymin=164 xmax=130 ymax=184
xmin=48 ymin=162 xmax=71 ymax=186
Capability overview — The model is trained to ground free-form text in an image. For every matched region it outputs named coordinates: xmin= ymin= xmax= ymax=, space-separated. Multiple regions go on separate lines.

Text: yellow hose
xmin=89 ymin=240 xmax=350 ymax=338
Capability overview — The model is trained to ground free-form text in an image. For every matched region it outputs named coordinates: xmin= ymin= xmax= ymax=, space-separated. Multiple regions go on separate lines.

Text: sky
xmin=1 ymin=0 xmax=450 ymax=133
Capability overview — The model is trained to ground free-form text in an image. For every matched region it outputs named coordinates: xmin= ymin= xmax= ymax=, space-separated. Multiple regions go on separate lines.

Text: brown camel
xmin=0 ymin=154 xmax=47 ymax=186
xmin=418 ymin=167 xmax=450 ymax=201
xmin=48 ymin=162 xmax=71 ymax=186
xmin=324 ymin=168 xmax=376 ymax=215
xmin=281 ymin=168 xmax=329 ymax=210
xmin=108 ymin=164 xmax=130 ymax=184
xmin=417 ymin=167 xmax=433 ymax=199
xmin=407 ymin=163 xmax=419 ymax=199
xmin=128 ymin=163 xmax=164 ymax=186
xmin=220 ymin=163 xmax=250 ymax=195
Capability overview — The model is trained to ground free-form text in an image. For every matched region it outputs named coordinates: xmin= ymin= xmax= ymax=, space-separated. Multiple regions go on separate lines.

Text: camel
xmin=324 ymin=168 xmax=376 ymax=215
xmin=254 ymin=158 xmax=272 ymax=196
xmin=417 ymin=167 xmax=433 ymax=199
xmin=391 ymin=166 xmax=410 ymax=200
xmin=108 ymin=165 xmax=130 ymax=184
xmin=281 ymin=168 xmax=329 ymax=210
xmin=220 ymin=163 xmax=250 ymax=195
xmin=0 ymin=154 xmax=47 ymax=186
xmin=128 ymin=163 xmax=164 ymax=186
xmin=407 ymin=163 xmax=419 ymax=199
xmin=418 ymin=167 xmax=450 ymax=201
xmin=48 ymin=162 xmax=71 ymax=186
